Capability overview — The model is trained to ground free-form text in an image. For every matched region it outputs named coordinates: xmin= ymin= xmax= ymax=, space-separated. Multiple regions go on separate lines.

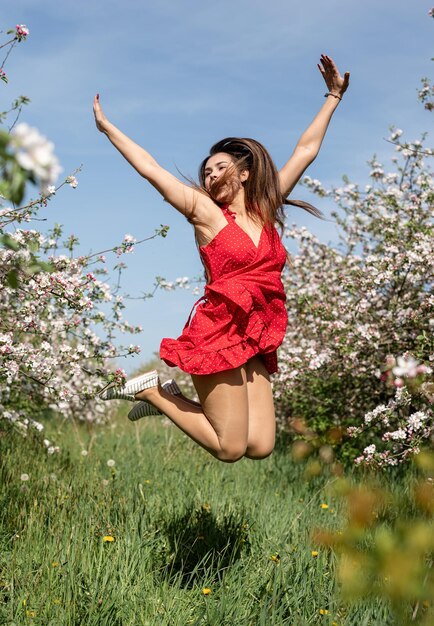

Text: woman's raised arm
xmin=92 ymin=95 xmax=214 ymax=222
xmin=278 ymin=55 xmax=350 ymax=197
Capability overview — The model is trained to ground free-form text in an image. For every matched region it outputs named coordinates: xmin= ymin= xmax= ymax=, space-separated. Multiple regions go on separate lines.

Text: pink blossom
xmin=15 ymin=24 xmax=29 ymax=40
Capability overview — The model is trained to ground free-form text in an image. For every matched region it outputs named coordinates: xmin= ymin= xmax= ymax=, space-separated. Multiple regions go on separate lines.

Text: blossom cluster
xmin=347 ymin=355 xmax=433 ymax=468
xmin=0 ymin=224 xmax=143 ymax=428
xmin=418 ymin=77 xmax=434 ymax=112
xmin=15 ymin=24 xmax=30 ymax=41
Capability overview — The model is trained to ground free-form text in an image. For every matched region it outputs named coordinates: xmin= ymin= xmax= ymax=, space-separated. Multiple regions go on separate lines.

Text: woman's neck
xmin=227 ymin=189 xmax=247 ymax=218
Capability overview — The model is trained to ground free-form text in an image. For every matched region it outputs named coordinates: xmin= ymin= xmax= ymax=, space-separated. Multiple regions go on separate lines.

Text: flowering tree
xmin=0 ymin=25 xmax=168 ymax=448
xmin=272 ymin=118 xmax=433 ymax=463
xmin=273 ymin=12 xmax=434 ymax=467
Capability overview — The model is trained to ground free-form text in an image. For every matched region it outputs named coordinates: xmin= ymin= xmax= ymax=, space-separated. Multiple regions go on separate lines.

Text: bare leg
xmin=172 ymin=391 xmax=201 ymax=408
xmin=244 ymin=356 xmax=276 ymax=459
xmin=135 ymin=365 xmax=249 ymax=463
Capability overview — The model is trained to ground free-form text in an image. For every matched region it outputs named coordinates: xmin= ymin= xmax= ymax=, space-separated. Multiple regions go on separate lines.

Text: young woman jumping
xmin=93 ymin=54 xmax=349 ymax=463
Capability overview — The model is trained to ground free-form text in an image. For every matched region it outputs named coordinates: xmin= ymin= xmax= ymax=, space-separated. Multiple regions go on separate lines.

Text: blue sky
xmin=2 ymin=1 xmax=433 ymax=373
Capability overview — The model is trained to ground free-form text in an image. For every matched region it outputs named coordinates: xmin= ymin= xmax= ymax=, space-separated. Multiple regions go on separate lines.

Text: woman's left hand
xmin=317 ymin=54 xmax=350 ymax=98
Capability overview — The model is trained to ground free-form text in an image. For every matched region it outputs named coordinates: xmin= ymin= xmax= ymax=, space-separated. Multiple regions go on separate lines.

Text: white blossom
xmin=11 ymin=123 xmax=62 ymax=193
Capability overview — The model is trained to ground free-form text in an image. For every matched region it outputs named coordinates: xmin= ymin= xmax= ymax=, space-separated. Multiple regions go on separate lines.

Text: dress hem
xmin=160 ymin=338 xmax=279 ymax=376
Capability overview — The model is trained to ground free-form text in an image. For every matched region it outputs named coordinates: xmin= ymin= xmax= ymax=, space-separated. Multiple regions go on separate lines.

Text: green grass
xmin=0 ymin=412 xmax=424 ymax=625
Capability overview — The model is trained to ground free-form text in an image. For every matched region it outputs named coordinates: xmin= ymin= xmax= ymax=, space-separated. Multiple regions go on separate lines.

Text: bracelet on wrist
xmin=324 ymin=92 xmax=342 ymax=101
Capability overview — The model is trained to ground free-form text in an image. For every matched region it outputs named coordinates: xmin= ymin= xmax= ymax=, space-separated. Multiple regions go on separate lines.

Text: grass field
xmin=0 ymin=410 xmax=430 ymax=626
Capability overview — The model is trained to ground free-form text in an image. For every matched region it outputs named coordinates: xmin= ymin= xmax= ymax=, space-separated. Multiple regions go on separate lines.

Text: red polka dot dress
xmin=160 ymin=204 xmax=288 ymax=375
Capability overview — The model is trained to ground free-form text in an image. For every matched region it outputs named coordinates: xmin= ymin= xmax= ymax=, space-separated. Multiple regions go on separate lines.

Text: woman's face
xmin=203 ymin=152 xmax=235 ymax=191
xmin=203 ymin=152 xmax=249 ymax=202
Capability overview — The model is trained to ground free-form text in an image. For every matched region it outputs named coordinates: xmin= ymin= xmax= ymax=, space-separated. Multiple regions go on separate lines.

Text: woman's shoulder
xmin=188 ymin=196 xmax=225 ymax=226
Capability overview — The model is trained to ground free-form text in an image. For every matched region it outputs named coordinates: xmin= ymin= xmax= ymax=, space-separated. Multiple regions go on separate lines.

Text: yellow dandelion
xmin=270 ymin=554 xmax=280 ymax=563
xmin=202 ymin=587 xmax=212 ymax=595
xmin=319 ymin=608 xmax=329 ymax=615
xmin=51 ymin=561 xmax=59 ymax=567
xmin=26 ymin=610 xmax=36 ymax=617
xmin=103 ymin=535 xmax=115 ymax=542
xmin=332 ymin=622 xmax=339 ymax=626
xmin=201 ymin=503 xmax=211 ymax=513
xmin=311 ymin=550 xmax=319 ymax=557
xmin=143 ymin=479 xmax=151 ymax=484
xmin=320 ymin=503 xmax=329 ymax=509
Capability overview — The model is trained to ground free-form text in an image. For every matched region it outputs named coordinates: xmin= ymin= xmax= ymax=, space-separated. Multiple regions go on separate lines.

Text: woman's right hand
xmin=93 ymin=94 xmax=109 ymax=133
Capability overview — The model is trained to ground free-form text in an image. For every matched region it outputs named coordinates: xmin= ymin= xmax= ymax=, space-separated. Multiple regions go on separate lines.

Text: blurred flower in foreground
xmin=10 ymin=123 xmax=62 ymax=194
xmin=312 ymin=454 xmax=434 ymax=623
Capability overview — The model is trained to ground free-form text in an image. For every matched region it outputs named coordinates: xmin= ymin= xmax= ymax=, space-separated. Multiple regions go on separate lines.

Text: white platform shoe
xmin=98 ymin=370 xmax=159 ymax=401
xmin=127 ymin=379 xmax=181 ymax=422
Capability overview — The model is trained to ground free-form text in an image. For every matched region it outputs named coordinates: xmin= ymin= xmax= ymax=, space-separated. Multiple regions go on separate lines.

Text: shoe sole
xmin=128 ymin=378 xmax=181 ymax=421
xmin=99 ymin=370 xmax=159 ymax=401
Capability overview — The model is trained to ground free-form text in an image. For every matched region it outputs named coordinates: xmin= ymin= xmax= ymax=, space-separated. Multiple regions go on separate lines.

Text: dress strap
xmin=220 ymin=203 xmax=237 ymax=219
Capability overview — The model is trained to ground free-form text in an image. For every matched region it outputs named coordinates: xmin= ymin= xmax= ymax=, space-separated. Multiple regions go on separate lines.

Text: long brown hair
xmin=198 ymin=137 xmax=324 ymax=231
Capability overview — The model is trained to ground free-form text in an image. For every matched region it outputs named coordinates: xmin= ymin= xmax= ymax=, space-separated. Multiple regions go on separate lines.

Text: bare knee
xmin=245 ymin=449 xmax=274 ymax=460
xmin=216 ymin=442 xmax=247 ymax=463
xmin=244 ymin=440 xmax=275 ymax=460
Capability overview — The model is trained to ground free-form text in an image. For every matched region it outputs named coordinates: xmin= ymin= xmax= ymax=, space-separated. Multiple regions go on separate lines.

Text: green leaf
xmin=27 ymin=260 xmax=55 ymax=274
xmin=0 ymin=233 xmax=20 ymax=251
xmin=0 ymin=129 xmax=10 ymax=148
xmin=40 ymin=261 xmax=55 ymax=273
xmin=8 ymin=165 xmax=26 ymax=205
xmin=0 ymin=181 xmax=11 ymax=201
xmin=6 ymin=269 xmax=19 ymax=288
xmin=28 ymin=241 xmax=40 ymax=254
